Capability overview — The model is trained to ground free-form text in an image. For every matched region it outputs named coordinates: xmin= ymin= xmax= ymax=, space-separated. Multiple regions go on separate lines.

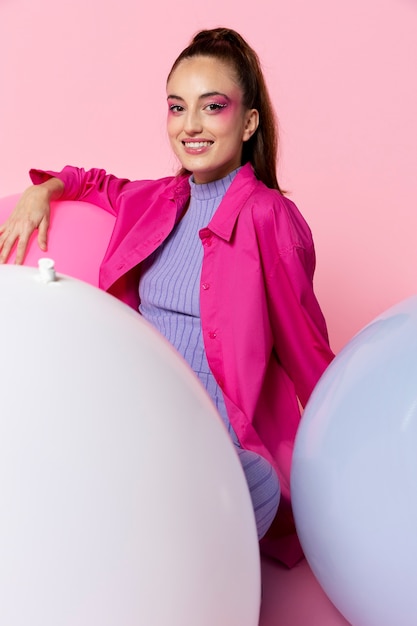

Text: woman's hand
xmin=0 ymin=178 xmax=64 ymax=264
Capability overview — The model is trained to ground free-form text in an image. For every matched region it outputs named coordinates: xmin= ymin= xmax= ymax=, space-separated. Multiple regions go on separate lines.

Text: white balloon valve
xmin=38 ymin=258 xmax=56 ymax=283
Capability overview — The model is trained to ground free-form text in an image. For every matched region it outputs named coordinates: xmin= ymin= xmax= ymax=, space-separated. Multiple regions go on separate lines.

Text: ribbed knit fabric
xmin=138 ymin=168 xmax=280 ymax=539
xmin=139 ymin=170 xmax=239 ymax=442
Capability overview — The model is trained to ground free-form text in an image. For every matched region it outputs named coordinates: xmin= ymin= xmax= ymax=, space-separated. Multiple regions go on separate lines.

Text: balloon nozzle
xmin=38 ymin=258 xmax=56 ymax=283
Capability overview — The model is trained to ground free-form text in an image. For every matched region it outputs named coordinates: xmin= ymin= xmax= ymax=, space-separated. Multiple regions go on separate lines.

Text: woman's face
xmin=166 ymin=56 xmax=258 ymax=184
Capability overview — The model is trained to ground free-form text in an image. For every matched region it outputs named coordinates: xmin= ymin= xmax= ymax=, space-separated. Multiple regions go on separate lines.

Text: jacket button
xmin=202 ymin=282 xmax=210 ymax=290
xmin=208 ymin=331 xmax=217 ymax=339
xmin=204 ymin=237 xmax=212 ymax=247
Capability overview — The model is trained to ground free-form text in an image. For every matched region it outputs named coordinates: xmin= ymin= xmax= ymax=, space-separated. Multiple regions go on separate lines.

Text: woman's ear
xmin=243 ymin=109 xmax=259 ymax=142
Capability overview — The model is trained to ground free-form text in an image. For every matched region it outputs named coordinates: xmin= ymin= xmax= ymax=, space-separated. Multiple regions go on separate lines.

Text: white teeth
xmin=184 ymin=141 xmax=212 ymax=148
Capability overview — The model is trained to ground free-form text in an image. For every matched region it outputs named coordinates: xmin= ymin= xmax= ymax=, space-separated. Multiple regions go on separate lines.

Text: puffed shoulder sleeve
xmin=256 ymin=194 xmax=334 ymax=407
xmin=29 ymin=166 xmax=134 ymax=216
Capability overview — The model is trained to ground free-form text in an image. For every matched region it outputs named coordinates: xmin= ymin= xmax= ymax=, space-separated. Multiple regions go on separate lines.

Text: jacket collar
xmin=206 ymin=163 xmax=259 ymax=242
xmin=162 ymin=163 xmax=259 ymax=241
xmin=159 ymin=173 xmax=191 ymax=220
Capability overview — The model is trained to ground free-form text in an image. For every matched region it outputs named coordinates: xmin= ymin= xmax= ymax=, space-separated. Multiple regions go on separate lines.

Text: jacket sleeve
xmin=29 ymin=166 xmax=143 ymax=217
xmin=256 ymin=195 xmax=334 ymax=407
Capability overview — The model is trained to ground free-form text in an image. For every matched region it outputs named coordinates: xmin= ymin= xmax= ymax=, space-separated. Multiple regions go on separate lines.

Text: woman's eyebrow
xmin=167 ymin=91 xmax=230 ymax=101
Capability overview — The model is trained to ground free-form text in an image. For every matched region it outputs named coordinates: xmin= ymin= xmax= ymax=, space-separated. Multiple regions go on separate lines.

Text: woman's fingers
xmin=0 ymin=187 xmax=51 ymax=264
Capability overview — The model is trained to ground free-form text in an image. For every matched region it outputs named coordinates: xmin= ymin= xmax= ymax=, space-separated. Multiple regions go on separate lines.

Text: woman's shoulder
xmin=234 ymin=165 xmax=300 ymax=212
xmin=126 ymin=172 xmax=186 ymax=190
xmin=115 ymin=171 xmax=190 ymax=202
xmin=237 ymin=170 xmax=313 ymax=244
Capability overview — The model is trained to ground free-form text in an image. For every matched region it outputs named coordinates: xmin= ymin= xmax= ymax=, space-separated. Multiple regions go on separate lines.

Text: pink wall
xmin=1 ymin=0 xmax=416 ymax=352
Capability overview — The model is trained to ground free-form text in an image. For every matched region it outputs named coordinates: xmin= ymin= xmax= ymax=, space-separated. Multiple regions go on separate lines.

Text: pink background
xmin=1 ymin=0 xmax=416 ymax=352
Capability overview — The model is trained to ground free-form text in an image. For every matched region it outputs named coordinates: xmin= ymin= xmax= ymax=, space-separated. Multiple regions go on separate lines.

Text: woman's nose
xmin=183 ymin=109 xmax=203 ymax=135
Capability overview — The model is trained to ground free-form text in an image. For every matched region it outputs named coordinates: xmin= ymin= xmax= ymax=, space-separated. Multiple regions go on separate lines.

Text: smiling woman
xmin=0 ymin=27 xmax=334 ymax=568
xmin=166 ymin=56 xmax=259 ymax=183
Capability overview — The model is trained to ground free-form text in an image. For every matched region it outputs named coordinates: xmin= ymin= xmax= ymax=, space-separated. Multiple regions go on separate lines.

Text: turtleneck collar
xmin=189 ymin=167 xmax=241 ymax=201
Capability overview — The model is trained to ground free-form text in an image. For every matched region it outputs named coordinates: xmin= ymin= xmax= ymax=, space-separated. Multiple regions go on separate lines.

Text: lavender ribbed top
xmin=139 ymin=169 xmax=239 ymax=443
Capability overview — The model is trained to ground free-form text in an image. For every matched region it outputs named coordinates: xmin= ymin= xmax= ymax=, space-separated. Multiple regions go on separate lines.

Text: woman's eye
xmin=169 ymin=104 xmax=184 ymax=113
xmin=205 ymin=103 xmax=227 ymax=112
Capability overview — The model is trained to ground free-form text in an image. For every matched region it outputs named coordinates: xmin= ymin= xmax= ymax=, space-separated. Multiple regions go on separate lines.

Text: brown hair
xmin=167 ymin=27 xmax=282 ymax=192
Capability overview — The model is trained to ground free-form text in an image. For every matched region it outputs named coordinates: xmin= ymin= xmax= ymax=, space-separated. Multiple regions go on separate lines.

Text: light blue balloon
xmin=292 ymin=295 xmax=417 ymax=626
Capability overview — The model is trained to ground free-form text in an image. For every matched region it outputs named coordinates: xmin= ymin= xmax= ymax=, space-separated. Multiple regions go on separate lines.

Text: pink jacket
xmin=30 ymin=163 xmax=334 ymax=567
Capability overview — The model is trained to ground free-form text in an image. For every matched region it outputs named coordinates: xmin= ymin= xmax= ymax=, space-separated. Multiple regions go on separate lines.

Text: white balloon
xmin=0 ymin=264 xmax=260 ymax=626
xmin=292 ymin=294 xmax=417 ymax=626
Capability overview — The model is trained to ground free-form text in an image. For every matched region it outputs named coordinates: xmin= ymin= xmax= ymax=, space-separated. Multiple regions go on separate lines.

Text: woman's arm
xmin=256 ymin=195 xmax=335 ymax=405
xmin=0 ymin=164 xmax=135 ymax=264
xmin=0 ymin=177 xmax=64 ymax=264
